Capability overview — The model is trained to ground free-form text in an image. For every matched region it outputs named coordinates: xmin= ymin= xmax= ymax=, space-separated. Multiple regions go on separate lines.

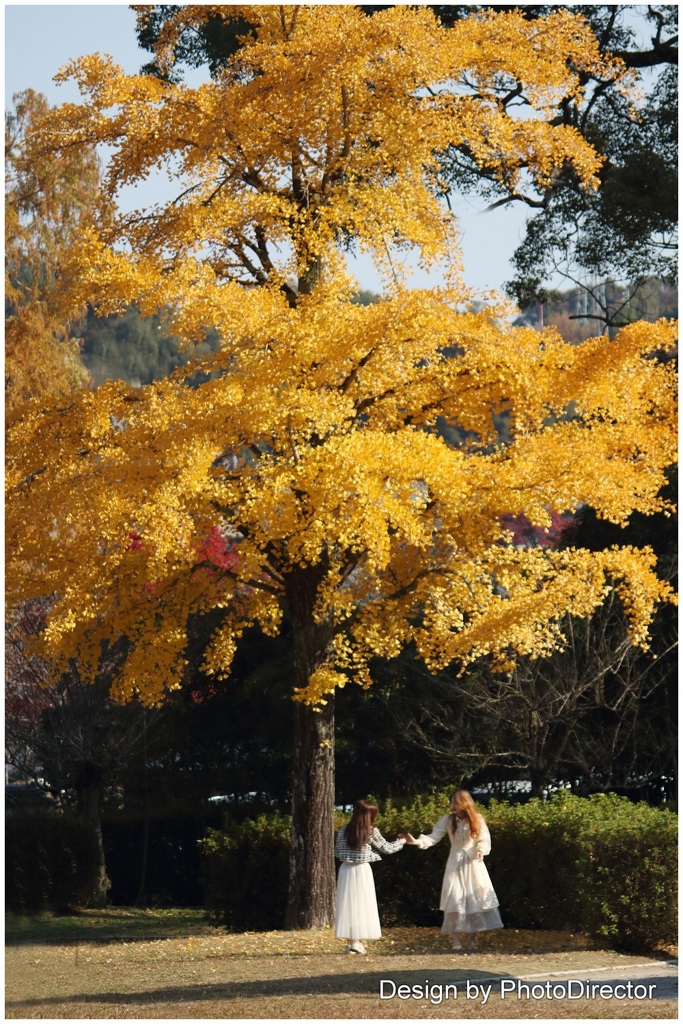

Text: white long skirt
xmin=334 ymin=862 xmax=382 ymax=940
xmin=440 ymin=851 xmax=503 ymax=935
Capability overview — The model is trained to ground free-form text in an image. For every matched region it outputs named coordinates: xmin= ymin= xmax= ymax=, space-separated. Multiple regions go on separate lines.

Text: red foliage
xmin=190 ymin=683 xmax=218 ymax=704
xmin=5 ymin=690 xmax=53 ymax=721
xmin=502 ymin=510 xmax=574 ymax=549
xmin=194 ymin=526 xmax=240 ymax=571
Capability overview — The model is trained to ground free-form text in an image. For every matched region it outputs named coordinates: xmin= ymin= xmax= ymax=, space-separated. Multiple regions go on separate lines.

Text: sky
xmin=5 ymin=2 xmax=535 ymax=297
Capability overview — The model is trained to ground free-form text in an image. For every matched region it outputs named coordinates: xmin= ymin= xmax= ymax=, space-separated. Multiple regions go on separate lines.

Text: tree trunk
xmin=529 ymin=767 xmax=548 ymax=802
xmin=298 ymin=256 xmax=322 ymax=297
xmin=286 ymin=698 xmax=336 ymax=928
xmin=285 ymin=564 xmax=336 ymax=929
xmin=80 ymin=779 xmax=110 ymax=907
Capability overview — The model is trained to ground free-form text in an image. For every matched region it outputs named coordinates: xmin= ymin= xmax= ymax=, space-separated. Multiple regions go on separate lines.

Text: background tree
xmin=73 ymin=305 xmax=222 ymax=387
xmin=395 ymin=471 xmax=677 ymax=801
xmin=5 ymin=600 xmax=55 ymax=784
xmin=6 ymin=5 xmax=676 ymax=928
xmin=397 ymin=595 xmax=676 ymax=800
xmin=5 ymin=604 xmax=151 ymax=904
xmin=517 ymin=277 xmax=678 ymax=342
xmin=441 ymin=5 xmax=678 ymax=324
xmin=435 ymin=4 xmax=678 ymax=326
xmin=6 ymin=90 xmax=220 ymax=400
xmin=4 ymin=89 xmax=103 ymax=414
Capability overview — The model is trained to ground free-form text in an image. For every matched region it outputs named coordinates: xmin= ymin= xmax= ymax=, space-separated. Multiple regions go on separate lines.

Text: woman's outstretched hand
xmin=399 ymin=833 xmax=417 ymax=844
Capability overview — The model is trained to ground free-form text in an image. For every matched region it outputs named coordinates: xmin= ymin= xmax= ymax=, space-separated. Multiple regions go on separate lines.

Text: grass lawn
xmin=5 ymin=907 xmax=215 ymax=945
xmin=5 ymin=910 xmax=677 ymax=1019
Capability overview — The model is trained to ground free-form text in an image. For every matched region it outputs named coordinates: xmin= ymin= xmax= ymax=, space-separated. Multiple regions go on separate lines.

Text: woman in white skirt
xmin=334 ymin=799 xmax=405 ymax=954
xmin=403 ymin=789 xmax=503 ymax=951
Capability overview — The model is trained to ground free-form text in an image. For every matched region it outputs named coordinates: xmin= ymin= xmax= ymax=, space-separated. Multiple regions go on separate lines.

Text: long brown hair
xmin=346 ymin=799 xmax=378 ymax=849
xmin=449 ymin=790 xmax=480 ymax=838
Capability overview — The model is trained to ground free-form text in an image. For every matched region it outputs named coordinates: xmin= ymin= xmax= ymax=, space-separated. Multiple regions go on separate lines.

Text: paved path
xmin=453 ymin=958 xmax=677 ymax=1006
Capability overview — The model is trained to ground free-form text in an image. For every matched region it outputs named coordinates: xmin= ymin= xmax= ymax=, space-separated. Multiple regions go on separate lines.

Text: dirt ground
xmin=5 ymin=928 xmax=677 ymax=1019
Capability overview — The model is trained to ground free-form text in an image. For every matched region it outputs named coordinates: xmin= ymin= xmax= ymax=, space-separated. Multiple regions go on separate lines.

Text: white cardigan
xmin=414 ymin=813 xmax=492 ymax=856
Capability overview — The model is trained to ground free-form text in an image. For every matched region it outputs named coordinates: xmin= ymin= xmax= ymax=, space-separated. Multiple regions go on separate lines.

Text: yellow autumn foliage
xmin=5 ymin=90 xmax=99 ymax=414
xmin=5 ymin=6 xmax=676 ymax=707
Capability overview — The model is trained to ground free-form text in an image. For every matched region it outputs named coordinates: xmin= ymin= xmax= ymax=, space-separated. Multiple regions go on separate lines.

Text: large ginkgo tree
xmin=6 ymin=5 xmax=676 ymax=927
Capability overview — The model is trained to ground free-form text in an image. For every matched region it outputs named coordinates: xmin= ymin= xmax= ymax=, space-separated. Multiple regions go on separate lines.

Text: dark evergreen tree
xmin=74 ymin=305 xmax=221 ymax=386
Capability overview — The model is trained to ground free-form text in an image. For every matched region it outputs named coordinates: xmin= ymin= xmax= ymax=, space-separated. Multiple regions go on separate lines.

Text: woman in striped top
xmin=334 ymin=798 xmax=405 ymax=954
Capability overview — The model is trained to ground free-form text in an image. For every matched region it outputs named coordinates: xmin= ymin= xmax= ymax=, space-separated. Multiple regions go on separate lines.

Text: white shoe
xmin=348 ymin=940 xmax=367 ymax=954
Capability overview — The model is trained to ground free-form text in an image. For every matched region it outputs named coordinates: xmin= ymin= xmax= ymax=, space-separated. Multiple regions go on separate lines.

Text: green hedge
xmin=199 ymin=791 xmax=677 ymax=950
xmin=381 ymin=790 xmax=677 ymax=951
xmin=200 ymin=812 xmax=291 ymax=931
xmin=484 ymin=792 xmax=676 ymax=949
xmin=5 ymin=811 xmax=103 ymax=913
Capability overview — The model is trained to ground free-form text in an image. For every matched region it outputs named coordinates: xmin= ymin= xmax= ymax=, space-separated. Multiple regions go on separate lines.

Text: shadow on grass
xmin=4 ymin=966 xmax=505 ymax=1006
xmin=5 ymin=967 xmax=677 ymax=1010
